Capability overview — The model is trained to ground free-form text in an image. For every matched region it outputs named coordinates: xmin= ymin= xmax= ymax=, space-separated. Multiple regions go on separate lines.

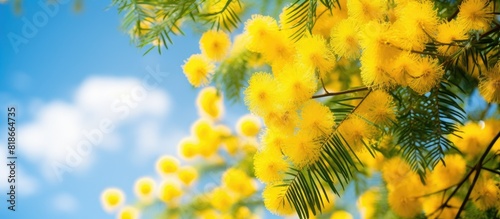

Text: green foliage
xmin=281 ymin=132 xmax=359 ymax=219
xmin=393 ymin=81 xmax=466 ymax=181
xmin=280 ymin=92 xmax=373 ymax=219
xmin=213 ymin=50 xmax=255 ymax=103
xmin=112 ymin=0 xmax=245 ymax=53
xmin=201 ymin=0 xmax=242 ymax=31
xmin=284 ymin=0 xmax=340 ymax=41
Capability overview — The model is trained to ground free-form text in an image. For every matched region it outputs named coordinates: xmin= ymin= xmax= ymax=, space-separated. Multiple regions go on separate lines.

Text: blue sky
xmin=0 ymin=1 xmax=250 ymax=218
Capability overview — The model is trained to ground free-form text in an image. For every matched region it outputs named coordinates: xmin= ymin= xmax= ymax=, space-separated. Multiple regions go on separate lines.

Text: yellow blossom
xmin=283 ymin=131 xmax=322 ymax=168
xmin=313 ymin=0 xmax=348 ymax=37
xmin=300 ymin=100 xmax=335 ymax=138
xmin=158 ymin=181 xmax=182 ymax=203
xmin=471 ymin=178 xmax=500 ymax=210
xmin=356 ymin=90 xmax=396 ymax=126
xmin=388 ymin=183 xmax=423 ymax=218
xmin=296 ymin=34 xmax=335 ymax=77
xmin=261 ymin=128 xmax=288 ymax=152
xmin=479 ymin=64 xmax=500 ymax=103
xmin=244 ymin=72 xmax=279 ymax=116
xmin=178 ymin=137 xmax=199 ymax=159
xmin=178 ymin=166 xmax=198 ymax=186
xmin=450 ymin=122 xmax=489 ymax=160
xmin=236 ymin=114 xmax=262 ymax=137
xmin=101 ymin=188 xmax=125 ymax=212
xmin=222 ymin=168 xmax=256 ymax=197
xmin=429 ymin=154 xmax=466 ymax=190
xmin=156 ymin=155 xmax=180 ymax=176
xmin=357 ymin=188 xmax=379 ymax=219
xmin=347 ymin=0 xmax=386 ymax=23
xmin=275 ymin=64 xmax=318 ymax=107
xmin=330 ymin=18 xmax=361 ymax=59
xmin=182 ymin=54 xmax=215 ymax=87
xmin=330 ymin=210 xmax=353 ymax=219
xmin=244 ymin=14 xmax=279 ymax=53
xmin=134 ymin=177 xmax=156 ymax=202
xmin=408 ymin=56 xmax=444 ymax=94
xmin=196 ymin=86 xmax=224 ymax=120
xmin=436 ymin=21 xmax=467 ymax=56
xmin=263 ymin=183 xmax=295 ymax=216
xmin=338 ymin=117 xmax=377 ymax=151
xmin=457 ymin=0 xmax=494 ymax=31
xmin=254 ymin=146 xmax=289 ymax=183
xmin=210 ymin=187 xmax=235 ymax=211
xmin=117 ymin=206 xmax=140 ymax=219
xmin=199 ymin=30 xmax=231 ymax=61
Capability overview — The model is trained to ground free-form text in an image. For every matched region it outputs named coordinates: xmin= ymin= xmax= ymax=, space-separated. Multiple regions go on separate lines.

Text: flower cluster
xmin=100 ymin=87 xmax=263 ymax=219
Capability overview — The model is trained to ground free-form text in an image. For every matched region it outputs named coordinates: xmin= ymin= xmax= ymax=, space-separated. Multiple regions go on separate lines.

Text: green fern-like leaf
xmin=393 ymin=82 xmax=465 ymax=180
xmin=284 ymin=0 xmax=340 ymax=41
xmin=213 ymin=50 xmax=258 ymax=103
xmin=200 ymin=0 xmax=243 ymax=31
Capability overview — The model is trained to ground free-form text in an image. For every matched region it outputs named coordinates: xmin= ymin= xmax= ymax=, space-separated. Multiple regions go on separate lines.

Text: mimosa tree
xmin=102 ymin=0 xmax=500 ymax=218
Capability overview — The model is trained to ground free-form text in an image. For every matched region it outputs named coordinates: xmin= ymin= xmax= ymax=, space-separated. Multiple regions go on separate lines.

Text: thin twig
xmin=312 ymin=87 xmax=368 ymax=99
xmin=320 ymin=78 xmax=330 ymax=94
xmin=447 ymin=7 xmax=460 ymax=22
xmin=481 ymin=166 xmax=500 ymax=176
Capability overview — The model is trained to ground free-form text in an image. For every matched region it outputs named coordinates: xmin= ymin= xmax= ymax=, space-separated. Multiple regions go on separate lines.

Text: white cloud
xmin=18 ymin=169 xmax=39 ymax=197
xmin=18 ymin=76 xmax=171 ymax=183
xmin=52 ymin=193 xmax=78 ymax=213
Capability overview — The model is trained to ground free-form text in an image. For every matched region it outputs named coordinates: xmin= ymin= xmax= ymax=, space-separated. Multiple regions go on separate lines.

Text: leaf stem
xmin=312 ymin=87 xmax=369 ymax=99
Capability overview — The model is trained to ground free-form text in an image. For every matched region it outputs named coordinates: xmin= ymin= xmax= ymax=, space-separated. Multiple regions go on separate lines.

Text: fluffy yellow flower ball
xmin=296 ymin=34 xmax=335 ymax=77
xmin=300 ymin=100 xmax=335 ymax=138
xmin=182 ymin=54 xmax=215 ymax=87
xmin=357 ymin=188 xmax=379 ymax=219
xmin=210 ymin=187 xmax=235 ymax=211
xmin=244 ymin=72 xmax=279 ymax=116
xmin=199 ymin=30 xmax=231 ymax=61
xmin=471 ymin=178 xmax=500 ymax=210
xmin=408 ymin=57 xmax=444 ymax=95
xmin=275 ymin=64 xmax=318 ymax=107
xmin=330 ymin=210 xmax=353 ymax=219
xmin=177 ymin=137 xmax=199 ymax=159
xmin=236 ymin=114 xmax=262 ymax=137
xmin=177 ymin=166 xmax=198 ymax=186
xmin=262 ymin=184 xmax=295 ymax=216
xmin=101 ymin=188 xmax=125 ymax=212
xmin=156 ymin=155 xmax=180 ymax=176
xmin=117 ymin=206 xmax=140 ymax=219
xmin=457 ymin=0 xmax=494 ymax=31
xmin=283 ymin=131 xmax=322 ymax=168
xmin=196 ymin=86 xmax=224 ymax=120
xmin=133 ymin=177 xmax=156 ymax=202
xmin=450 ymin=122 xmax=489 ymax=160
xmin=158 ymin=181 xmax=182 ymax=203
xmin=254 ymin=146 xmax=288 ymax=183
xmin=387 ymin=183 xmax=423 ymax=218
xmin=244 ymin=14 xmax=279 ymax=53
xmin=430 ymin=154 xmax=466 ymax=190
xmin=330 ymin=18 xmax=361 ymax=60
xmin=222 ymin=168 xmax=256 ymax=197
xmin=479 ymin=64 xmax=500 ymax=103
